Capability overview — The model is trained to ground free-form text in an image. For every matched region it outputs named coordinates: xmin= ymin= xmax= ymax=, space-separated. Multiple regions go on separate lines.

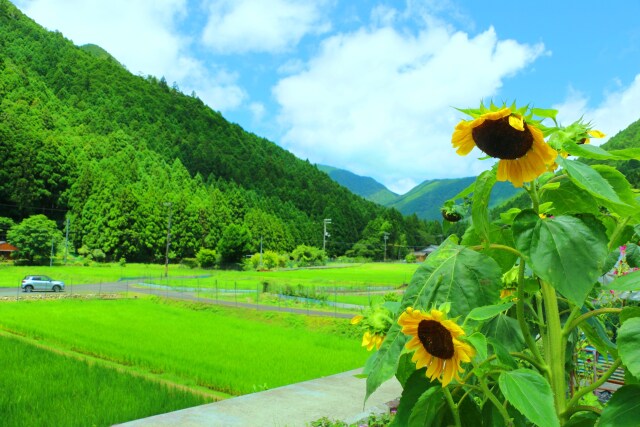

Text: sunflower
xmin=398 ymin=307 xmax=475 ymax=387
xmin=452 ymin=107 xmax=557 ymax=187
xmin=351 ymin=310 xmax=390 ymax=351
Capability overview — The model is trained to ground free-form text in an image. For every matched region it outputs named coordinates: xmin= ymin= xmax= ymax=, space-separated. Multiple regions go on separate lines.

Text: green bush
xmin=181 ymin=257 xmax=198 ymax=269
xmin=196 ymin=248 xmax=218 ymax=268
xmin=291 ymin=245 xmax=326 ymax=267
xmin=404 ymin=253 xmax=417 ymax=263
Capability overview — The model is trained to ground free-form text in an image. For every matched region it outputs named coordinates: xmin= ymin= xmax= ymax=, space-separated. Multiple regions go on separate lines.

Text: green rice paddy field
xmin=0 ymin=298 xmax=368 ymax=396
xmin=0 ymin=334 xmax=210 ymax=427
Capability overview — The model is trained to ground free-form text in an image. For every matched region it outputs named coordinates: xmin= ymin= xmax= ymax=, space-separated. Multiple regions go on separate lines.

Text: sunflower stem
xmin=563 ymin=308 xmax=623 ymax=338
xmin=540 ymin=280 xmax=566 ymax=422
xmin=477 ymin=372 xmax=513 ymax=426
xmin=516 ymin=259 xmax=547 ymax=375
xmin=443 ymin=387 xmax=462 ymax=427
xmin=607 ymin=216 xmax=631 ymax=251
xmin=566 ymin=359 xmax=622 ymax=411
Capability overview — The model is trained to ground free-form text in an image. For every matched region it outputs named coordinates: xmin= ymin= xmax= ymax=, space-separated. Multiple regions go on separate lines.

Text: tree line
xmin=0 ymin=0 xmax=445 ymax=264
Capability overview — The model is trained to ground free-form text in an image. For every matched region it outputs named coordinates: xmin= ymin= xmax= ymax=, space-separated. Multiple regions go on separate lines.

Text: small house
xmin=0 ymin=241 xmax=18 ymax=259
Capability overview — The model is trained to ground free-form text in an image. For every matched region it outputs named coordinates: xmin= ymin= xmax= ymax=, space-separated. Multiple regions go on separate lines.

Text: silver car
xmin=21 ymin=275 xmax=65 ymax=292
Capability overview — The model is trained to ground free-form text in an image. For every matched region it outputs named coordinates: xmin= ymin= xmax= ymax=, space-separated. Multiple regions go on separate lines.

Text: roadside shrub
xmin=404 ymin=253 xmax=417 ymax=263
xmin=91 ymin=249 xmax=106 ymax=263
xmin=181 ymin=258 xmax=198 ymax=269
xmin=196 ymin=248 xmax=218 ymax=268
xmin=291 ymin=245 xmax=326 ymax=267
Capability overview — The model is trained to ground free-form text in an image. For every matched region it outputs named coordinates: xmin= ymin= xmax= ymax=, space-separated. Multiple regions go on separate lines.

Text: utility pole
xmin=164 ymin=202 xmax=173 ymax=277
xmin=50 ymin=235 xmax=54 ymax=267
xmin=323 ymin=218 xmax=332 ymax=252
xmin=383 ymin=232 xmax=389 ymax=262
xmin=259 ymin=235 xmax=263 ymax=268
xmin=64 ymin=217 xmax=70 ymax=265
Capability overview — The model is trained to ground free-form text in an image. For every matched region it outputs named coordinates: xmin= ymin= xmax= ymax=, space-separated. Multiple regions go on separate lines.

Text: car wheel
xmin=53 ymin=285 xmax=61 ymax=292
xmin=25 ymin=285 xmax=33 ymax=293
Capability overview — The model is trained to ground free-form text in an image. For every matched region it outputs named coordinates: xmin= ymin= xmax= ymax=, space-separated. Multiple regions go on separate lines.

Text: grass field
xmin=0 ymin=297 xmax=368 ymax=396
xmin=0 ymin=335 xmax=210 ymax=427
xmin=0 ymin=262 xmax=418 ymax=290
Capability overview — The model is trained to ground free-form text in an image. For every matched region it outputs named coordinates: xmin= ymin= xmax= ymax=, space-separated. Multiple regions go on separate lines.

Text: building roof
xmin=0 ymin=241 xmax=18 ymax=252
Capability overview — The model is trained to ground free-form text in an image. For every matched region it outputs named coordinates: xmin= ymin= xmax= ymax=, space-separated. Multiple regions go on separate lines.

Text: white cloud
xmin=201 ymin=0 xmax=331 ymax=54
xmin=555 ymin=75 xmax=640 ymax=143
xmin=274 ymin=19 xmax=545 ymax=194
xmin=15 ymin=0 xmax=246 ymax=113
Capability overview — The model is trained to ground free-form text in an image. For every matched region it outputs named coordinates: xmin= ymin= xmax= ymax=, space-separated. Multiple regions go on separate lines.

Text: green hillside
xmin=388 ymin=177 xmax=521 ymax=220
xmin=584 ymin=118 xmax=640 ymax=187
xmin=0 ymin=0 xmax=437 ymax=261
xmin=317 ymin=164 xmax=399 ymax=205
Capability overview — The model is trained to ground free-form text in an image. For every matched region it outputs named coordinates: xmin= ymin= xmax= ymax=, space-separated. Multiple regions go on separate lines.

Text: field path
xmin=0 ymin=280 xmax=357 ymax=318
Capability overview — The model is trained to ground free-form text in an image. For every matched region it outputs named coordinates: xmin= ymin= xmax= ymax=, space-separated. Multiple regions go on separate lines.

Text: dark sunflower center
xmin=471 ymin=116 xmax=533 ymax=160
xmin=417 ymin=319 xmax=454 ymax=359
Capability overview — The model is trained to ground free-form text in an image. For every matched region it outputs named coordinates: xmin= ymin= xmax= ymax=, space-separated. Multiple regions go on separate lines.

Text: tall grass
xmin=0 ymin=335 xmax=210 ymax=427
xmin=0 ymin=298 xmax=367 ymax=395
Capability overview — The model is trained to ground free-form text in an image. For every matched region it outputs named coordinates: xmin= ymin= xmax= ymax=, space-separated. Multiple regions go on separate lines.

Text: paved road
xmin=0 ymin=282 xmax=356 ymax=319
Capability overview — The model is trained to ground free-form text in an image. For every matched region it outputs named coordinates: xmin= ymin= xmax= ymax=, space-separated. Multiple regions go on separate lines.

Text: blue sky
xmin=13 ymin=0 xmax=640 ymax=194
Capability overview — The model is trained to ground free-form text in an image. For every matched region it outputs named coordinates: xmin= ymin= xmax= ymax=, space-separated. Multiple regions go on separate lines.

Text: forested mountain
xmin=317 ymin=164 xmax=399 ymax=205
xmin=0 ymin=0 xmax=441 ymax=262
xmin=318 ymin=162 xmax=521 ymax=220
xmin=387 ymin=177 xmax=521 ymax=220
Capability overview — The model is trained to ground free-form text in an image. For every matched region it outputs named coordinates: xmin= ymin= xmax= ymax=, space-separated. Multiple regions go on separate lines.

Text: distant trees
xmin=7 ymin=214 xmax=62 ymax=263
xmin=0 ymin=0 xmax=443 ymax=263
xmin=217 ymin=224 xmax=252 ymax=264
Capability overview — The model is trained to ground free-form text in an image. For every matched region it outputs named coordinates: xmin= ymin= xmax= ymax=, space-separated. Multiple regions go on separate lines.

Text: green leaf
xmin=400 ymin=236 xmax=502 ymax=318
xmin=390 ymin=368 xmax=434 ymax=427
xmin=626 ymin=243 xmax=640 ymax=268
xmin=617 ymin=318 xmax=640 ymax=378
xmin=562 ymin=141 xmax=618 ymax=160
xmin=472 ymin=168 xmax=497 ymax=246
xmin=489 ymin=337 xmax=518 ymax=369
xmin=608 ymin=270 xmax=640 ymax=292
xmin=539 ymin=179 xmax=600 ymax=216
xmin=592 ymin=165 xmax=640 ymax=217
xmin=408 ymin=387 xmax=446 ymax=427
xmin=564 ymin=412 xmax=598 ymax=427
xmin=366 ymin=236 xmax=502 ymax=400
xmin=603 ymin=249 xmax=621 ymax=275
xmin=608 ymin=147 xmax=640 ymax=160
xmin=466 ymin=332 xmax=488 ymax=361
xmin=557 ymin=157 xmax=619 ymax=200
xmin=512 ymin=210 xmax=608 ymax=306
xmin=620 ymin=306 xmax=640 ymax=325
xmin=395 ymin=353 xmax=417 ymax=387
xmin=468 ymin=303 xmax=515 ymax=321
xmin=499 ymin=369 xmax=560 ymax=427
xmin=482 ymin=314 xmax=525 ymax=354
xmin=461 ymin=223 xmax=518 ymax=273
xmin=531 ymin=107 xmax=558 ymax=120
xmin=579 ymin=305 xmax=617 ymax=357
xmin=598 ymin=384 xmax=640 ymax=427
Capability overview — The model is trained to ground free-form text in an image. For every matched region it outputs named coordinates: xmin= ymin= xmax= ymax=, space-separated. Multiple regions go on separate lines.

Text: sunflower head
xmin=398 ymin=307 xmax=475 ymax=387
xmin=351 ymin=305 xmax=393 ymax=351
xmin=452 ymin=102 xmax=558 ymax=187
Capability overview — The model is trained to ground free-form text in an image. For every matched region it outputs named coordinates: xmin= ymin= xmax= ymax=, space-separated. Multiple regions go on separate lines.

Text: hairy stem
xmin=566 ymin=359 xmax=622 ymax=410
xmin=563 ymin=308 xmax=623 ymax=337
xmin=516 ymin=259 xmax=547 ymax=375
xmin=541 ymin=281 xmax=566 ymax=421
xmin=443 ymin=387 xmax=462 ymax=427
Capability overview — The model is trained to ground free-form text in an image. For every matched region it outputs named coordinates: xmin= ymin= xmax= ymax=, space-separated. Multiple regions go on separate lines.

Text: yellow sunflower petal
xmin=588 ymin=130 xmax=606 ymax=138
xmin=508 ymin=114 xmax=524 ymax=131
xmin=350 ymin=315 xmax=363 ymax=325
xmin=441 ymin=360 xmax=456 ymax=387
